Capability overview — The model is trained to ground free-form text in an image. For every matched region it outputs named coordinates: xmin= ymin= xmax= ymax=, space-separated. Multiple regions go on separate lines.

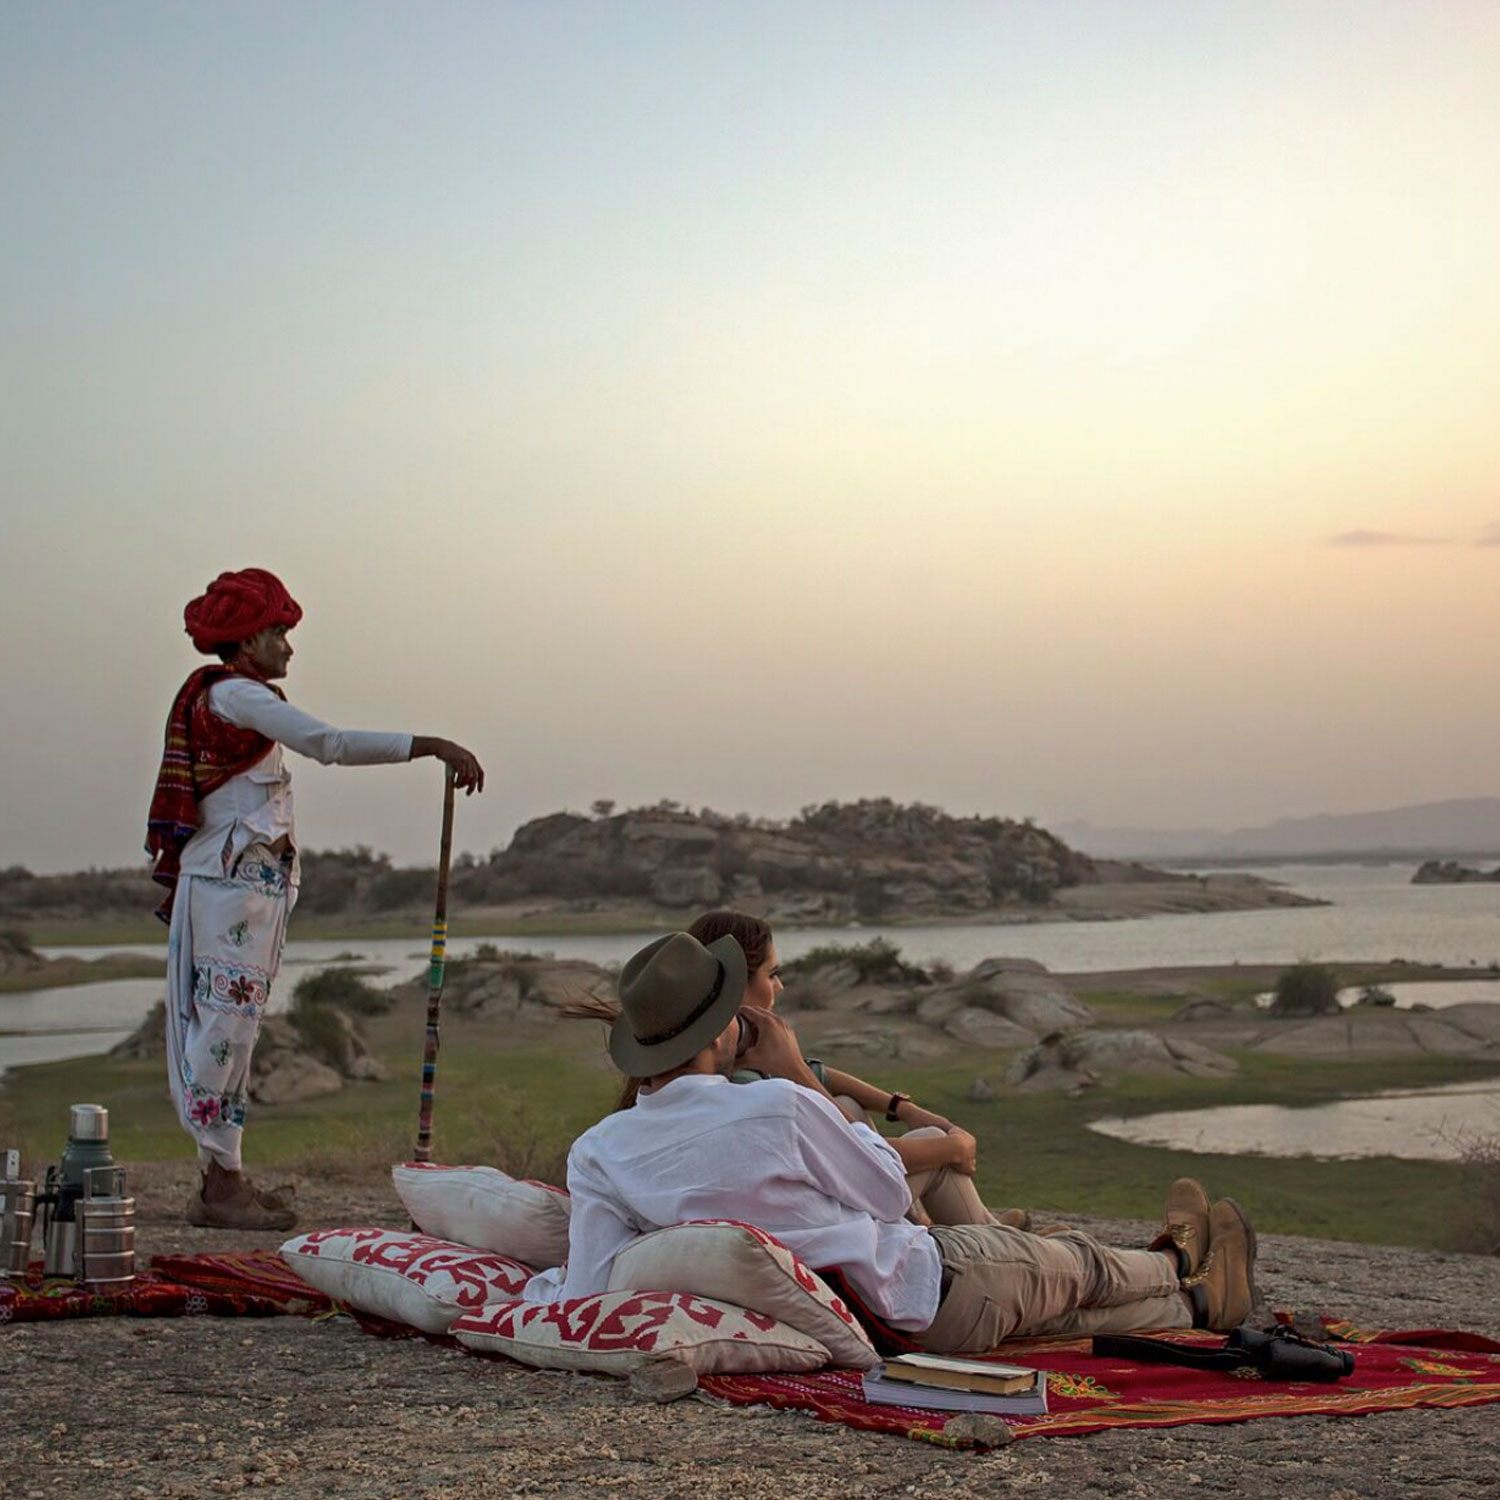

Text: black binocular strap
xmin=1092 ymin=1333 xmax=1247 ymax=1371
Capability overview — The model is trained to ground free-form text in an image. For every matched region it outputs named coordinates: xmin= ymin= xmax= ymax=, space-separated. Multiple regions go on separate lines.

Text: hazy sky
xmin=4 ymin=2 xmax=1499 ymax=872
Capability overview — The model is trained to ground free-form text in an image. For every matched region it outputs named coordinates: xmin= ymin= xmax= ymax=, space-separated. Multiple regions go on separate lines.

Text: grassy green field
xmin=4 ymin=988 xmax=1496 ymax=1252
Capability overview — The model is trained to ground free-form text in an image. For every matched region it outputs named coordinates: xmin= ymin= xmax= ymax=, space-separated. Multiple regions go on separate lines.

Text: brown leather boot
xmin=186 ymin=1189 xmax=297 ymax=1232
xmin=1182 ymin=1198 xmax=1258 ymax=1332
xmin=1150 ymin=1177 xmax=1212 ymax=1278
xmin=994 ymin=1208 xmax=1031 ymax=1230
xmin=249 ymin=1179 xmax=297 ymax=1212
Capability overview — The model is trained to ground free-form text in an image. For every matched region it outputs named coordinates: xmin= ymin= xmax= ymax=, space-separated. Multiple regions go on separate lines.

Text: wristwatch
xmin=885 ymin=1091 xmax=912 ymax=1122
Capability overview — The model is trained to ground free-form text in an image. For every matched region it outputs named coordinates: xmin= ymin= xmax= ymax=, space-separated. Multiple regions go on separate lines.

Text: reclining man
xmin=525 ymin=932 xmax=1258 ymax=1351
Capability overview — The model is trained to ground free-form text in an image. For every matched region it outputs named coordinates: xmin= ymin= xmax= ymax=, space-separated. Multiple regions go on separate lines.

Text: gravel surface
xmin=3 ymin=1163 xmax=1498 ymax=1500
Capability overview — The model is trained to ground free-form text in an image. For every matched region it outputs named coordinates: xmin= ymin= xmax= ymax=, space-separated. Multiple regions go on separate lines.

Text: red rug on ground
xmin=0 ymin=1251 xmax=327 ymax=1325
xmin=700 ymin=1326 xmax=1500 ymax=1448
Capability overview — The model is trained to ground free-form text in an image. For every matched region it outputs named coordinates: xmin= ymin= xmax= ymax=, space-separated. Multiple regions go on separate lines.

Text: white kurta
xmin=164 ymin=678 xmax=413 ymax=1170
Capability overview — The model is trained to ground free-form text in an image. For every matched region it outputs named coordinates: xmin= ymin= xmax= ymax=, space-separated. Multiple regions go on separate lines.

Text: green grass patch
xmin=5 ymin=1006 xmax=1497 ymax=1252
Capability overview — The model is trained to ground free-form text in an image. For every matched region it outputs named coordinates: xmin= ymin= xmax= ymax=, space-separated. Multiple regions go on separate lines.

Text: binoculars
xmin=1094 ymin=1322 xmax=1357 ymax=1383
xmin=1225 ymin=1325 xmax=1356 ymax=1382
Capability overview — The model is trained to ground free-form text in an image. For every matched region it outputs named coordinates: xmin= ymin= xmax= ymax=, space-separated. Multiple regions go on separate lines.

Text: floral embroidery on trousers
xmin=165 ymin=843 xmax=295 ymax=1172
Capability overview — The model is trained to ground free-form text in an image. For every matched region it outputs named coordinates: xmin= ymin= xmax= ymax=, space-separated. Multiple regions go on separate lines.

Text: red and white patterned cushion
xmin=281 ymin=1228 xmax=535 ymax=1335
xmin=391 ymin=1162 xmax=570 ymax=1268
xmin=450 ymin=1290 xmax=830 ymax=1374
xmin=608 ymin=1219 xmax=880 ymax=1370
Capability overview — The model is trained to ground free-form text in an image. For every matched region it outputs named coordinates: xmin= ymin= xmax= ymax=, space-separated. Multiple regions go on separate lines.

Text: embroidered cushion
xmin=450 ymin=1291 xmax=830 ymax=1375
xmin=391 ymin=1162 xmax=571 ymax=1267
xmin=607 ymin=1219 xmax=880 ymax=1370
xmin=281 ymin=1228 xmax=534 ymax=1335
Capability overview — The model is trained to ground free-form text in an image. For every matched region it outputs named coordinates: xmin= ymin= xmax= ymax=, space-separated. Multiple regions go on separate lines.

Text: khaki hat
xmin=609 ymin=932 xmax=748 ymax=1076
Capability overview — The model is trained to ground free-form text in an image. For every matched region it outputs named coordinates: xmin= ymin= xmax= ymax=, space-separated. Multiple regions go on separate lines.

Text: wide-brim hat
xmin=609 ymin=932 xmax=748 ymax=1077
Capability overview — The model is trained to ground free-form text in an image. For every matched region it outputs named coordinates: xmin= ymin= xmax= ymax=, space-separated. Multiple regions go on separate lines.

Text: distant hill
xmin=1059 ymin=797 xmax=1500 ymax=863
xmin=0 ymin=799 xmax=1093 ymax=928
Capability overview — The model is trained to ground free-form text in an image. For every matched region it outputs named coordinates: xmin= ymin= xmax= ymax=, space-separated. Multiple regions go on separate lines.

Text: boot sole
xmin=1218 ymin=1196 xmax=1259 ymax=1327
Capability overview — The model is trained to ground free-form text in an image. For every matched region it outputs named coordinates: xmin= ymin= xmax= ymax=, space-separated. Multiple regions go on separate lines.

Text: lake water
xmin=7 ymin=862 xmax=1500 ymax=1160
xmin=1091 ymin=1081 xmax=1500 ymax=1162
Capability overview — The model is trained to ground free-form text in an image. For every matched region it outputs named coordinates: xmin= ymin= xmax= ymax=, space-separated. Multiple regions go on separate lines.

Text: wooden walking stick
xmin=412 ymin=766 xmax=457 ymax=1163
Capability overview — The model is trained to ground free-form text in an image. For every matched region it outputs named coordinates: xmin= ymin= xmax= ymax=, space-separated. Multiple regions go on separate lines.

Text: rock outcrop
xmin=1005 ymin=1029 xmax=1238 ymax=1092
xmin=468 ymin=798 xmax=1096 ymax=922
xmin=1413 ymin=860 xmax=1500 ymax=885
xmin=0 ymin=931 xmax=44 ymax=977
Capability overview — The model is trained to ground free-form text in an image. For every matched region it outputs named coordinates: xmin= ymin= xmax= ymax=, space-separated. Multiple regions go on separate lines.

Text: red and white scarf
xmin=145 ymin=666 xmax=282 ymax=921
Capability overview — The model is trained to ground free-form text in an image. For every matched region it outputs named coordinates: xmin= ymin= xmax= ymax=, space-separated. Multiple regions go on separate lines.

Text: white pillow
xmin=450 ymin=1291 xmax=830 ymax=1375
xmin=281 ymin=1227 xmax=535 ymax=1335
xmin=391 ymin=1162 xmax=571 ymax=1267
xmin=608 ymin=1219 xmax=879 ymax=1370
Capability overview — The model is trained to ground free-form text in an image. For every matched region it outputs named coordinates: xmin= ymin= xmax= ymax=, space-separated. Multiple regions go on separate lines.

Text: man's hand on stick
xmin=410 ymin=737 xmax=485 ymax=794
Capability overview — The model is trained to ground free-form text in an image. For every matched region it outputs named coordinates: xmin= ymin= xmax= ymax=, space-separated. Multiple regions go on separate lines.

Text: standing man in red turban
xmin=147 ymin=568 xmax=484 ymax=1230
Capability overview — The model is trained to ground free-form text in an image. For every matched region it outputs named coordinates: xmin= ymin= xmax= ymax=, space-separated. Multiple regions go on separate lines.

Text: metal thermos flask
xmin=1 ymin=1148 xmax=36 ymax=1279
xmin=42 ymin=1104 xmax=117 ymax=1279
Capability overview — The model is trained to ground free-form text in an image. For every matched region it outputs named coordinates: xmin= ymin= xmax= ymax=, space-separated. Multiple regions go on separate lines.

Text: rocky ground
xmin=3 ymin=1162 xmax=1498 ymax=1500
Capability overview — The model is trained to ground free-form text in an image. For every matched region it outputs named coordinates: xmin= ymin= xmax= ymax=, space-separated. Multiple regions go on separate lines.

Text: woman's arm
xmin=819 ymin=1066 xmax=951 ymax=1131
xmin=819 ymin=1066 xmax=978 ymax=1175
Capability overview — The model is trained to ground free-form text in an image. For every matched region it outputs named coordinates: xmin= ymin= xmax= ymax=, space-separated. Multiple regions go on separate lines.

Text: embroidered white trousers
xmin=164 ymin=845 xmax=294 ymax=1172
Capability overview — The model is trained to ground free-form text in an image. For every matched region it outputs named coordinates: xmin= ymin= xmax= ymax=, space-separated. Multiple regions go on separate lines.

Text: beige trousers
xmin=916 ymin=1223 xmax=1192 ymax=1353
xmin=898 ymin=1125 xmax=998 ymax=1226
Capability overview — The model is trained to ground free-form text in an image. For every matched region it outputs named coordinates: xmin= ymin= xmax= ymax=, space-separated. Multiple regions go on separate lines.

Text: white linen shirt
xmin=522 ymin=1073 xmax=945 ymax=1331
xmin=176 ymin=676 xmax=413 ymax=881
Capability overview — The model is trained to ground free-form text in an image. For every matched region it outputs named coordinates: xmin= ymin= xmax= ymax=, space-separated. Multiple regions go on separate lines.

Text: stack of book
xmin=860 ymin=1352 xmax=1049 ymax=1415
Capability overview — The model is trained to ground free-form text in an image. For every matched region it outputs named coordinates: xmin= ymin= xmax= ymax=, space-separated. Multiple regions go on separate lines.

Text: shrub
xmin=786 ymin=937 xmax=927 ymax=986
xmin=369 ymin=867 xmax=437 ymax=911
xmin=289 ymin=1001 xmax=356 ymax=1065
xmin=1268 ymin=962 xmax=1341 ymax=1017
xmin=291 ymin=968 xmax=391 ymax=1016
xmin=1445 ymin=1121 xmax=1500 ymax=1255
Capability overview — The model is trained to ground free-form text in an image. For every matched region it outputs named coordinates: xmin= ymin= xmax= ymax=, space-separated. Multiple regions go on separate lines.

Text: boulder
xmin=812 ymin=1024 xmax=953 ymax=1062
xmin=1440 ymin=1003 xmax=1500 ymax=1044
xmin=944 ymin=962 xmax=1094 ymax=1034
xmin=0 ymin=932 xmax=44 ymax=976
xmin=649 ymin=866 xmax=723 ymax=908
xmin=1169 ymin=999 xmax=1236 ymax=1022
xmin=941 ymin=1007 xmax=1037 ymax=1050
xmin=1005 ymin=1028 xmax=1235 ymax=1089
xmin=913 ymin=992 xmax=966 ymax=1026
xmin=251 ymin=1053 xmax=345 ymax=1105
xmin=111 ymin=1000 xmax=167 ymax=1059
xmin=1252 ymin=1012 xmax=1498 ymax=1058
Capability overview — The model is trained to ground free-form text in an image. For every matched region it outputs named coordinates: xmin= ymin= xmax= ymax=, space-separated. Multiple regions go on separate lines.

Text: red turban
xmin=183 ymin=568 xmax=303 ymax=653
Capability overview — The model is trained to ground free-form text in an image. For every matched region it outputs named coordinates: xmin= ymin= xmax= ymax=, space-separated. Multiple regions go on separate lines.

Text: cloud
xmin=1476 ymin=522 xmax=1500 ymax=548
xmin=1326 ymin=529 xmax=1451 ymax=548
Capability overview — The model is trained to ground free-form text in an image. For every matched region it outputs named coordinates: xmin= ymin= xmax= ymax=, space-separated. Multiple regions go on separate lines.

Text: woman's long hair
xmin=558 ymin=909 xmax=776 ymax=1112
xmin=687 ymin=909 xmax=773 ymax=974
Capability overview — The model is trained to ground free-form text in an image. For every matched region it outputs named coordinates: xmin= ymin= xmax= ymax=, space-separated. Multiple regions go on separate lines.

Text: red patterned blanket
xmin=701 ymin=1325 xmax=1500 ymax=1447
xmin=0 ymin=1251 xmax=326 ymax=1324
xmin=6 ymin=1253 xmax=1498 ymax=1451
